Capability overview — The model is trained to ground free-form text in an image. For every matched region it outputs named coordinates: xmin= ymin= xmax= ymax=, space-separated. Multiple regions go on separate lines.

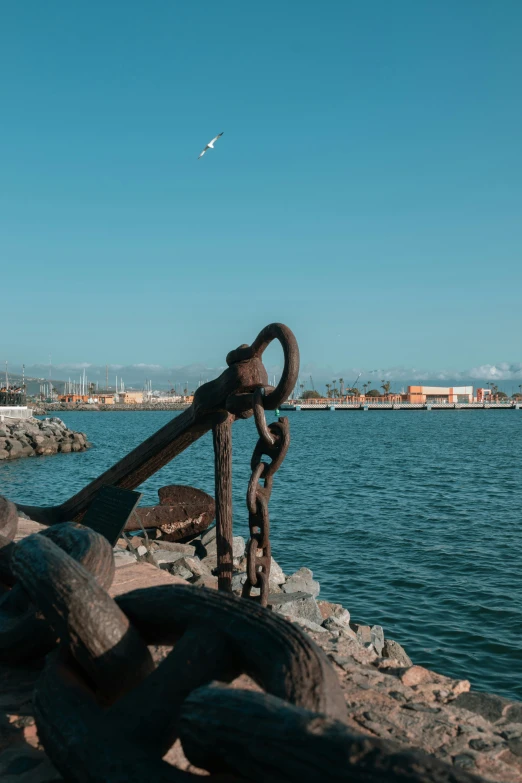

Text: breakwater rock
xmin=0 ymin=416 xmax=91 ymax=460
xmin=42 ymin=402 xmax=190 ymax=412
xmin=114 ymin=523 xmax=522 ymax=781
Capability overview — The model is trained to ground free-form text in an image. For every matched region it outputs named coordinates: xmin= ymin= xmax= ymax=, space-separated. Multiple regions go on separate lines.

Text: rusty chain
xmin=241 ymin=387 xmax=290 ymax=606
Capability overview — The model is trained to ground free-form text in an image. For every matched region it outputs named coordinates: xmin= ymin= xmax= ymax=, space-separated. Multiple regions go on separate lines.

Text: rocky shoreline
xmin=109 ymin=524 xmax=522 ymax=782
xmin=1 ymin=507 xmax=520 ymax=782
xmin=0 ymin=416 xmax=90 ymax=460
xmin=36 ymin=403 xmax=189 ymax=412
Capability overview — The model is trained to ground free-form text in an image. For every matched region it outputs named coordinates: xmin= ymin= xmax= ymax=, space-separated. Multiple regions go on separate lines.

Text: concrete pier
xmin=281 ymin=402 xmax=521 ymax=412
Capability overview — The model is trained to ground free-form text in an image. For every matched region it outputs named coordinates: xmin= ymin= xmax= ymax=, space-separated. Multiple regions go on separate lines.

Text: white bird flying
xmin=198 ymin=132 xmax=224 ymax=159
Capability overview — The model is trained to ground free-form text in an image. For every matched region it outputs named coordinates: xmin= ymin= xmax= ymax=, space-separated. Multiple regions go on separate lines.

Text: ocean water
xmin=1 ymin=409 xmax=521 ymax=701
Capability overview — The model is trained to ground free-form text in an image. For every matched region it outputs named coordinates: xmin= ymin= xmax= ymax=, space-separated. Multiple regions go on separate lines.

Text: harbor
xmin=283 ymin=384 xmax=522 ymax=411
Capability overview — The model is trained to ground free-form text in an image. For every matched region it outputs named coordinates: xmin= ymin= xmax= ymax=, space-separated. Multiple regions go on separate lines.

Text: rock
xmin=136 ymin=545 xmax=148 ymax=557
xmin=0 ymin=496 xmax=18 ymax=539
xmin=6 ymin=439 xmax=24 ymax=456
xmin=452 ymin=691 xmax=509 ymax=723
xmin=293 ymin=618 xmax=328 ymax=634
xmin=382 ymin=638 xmax=413 ymax=667
xmin=269 ymin=557 xmax=286 ymax=585
xmin=282 ymin=567 xmax=320 ymax=598
xmin=191 ymin=575 xmax=219 ymax=589
xmin=371 ymin=625 xmax=385 ymax=656
xmin=323 ymin=616 xmax=357 ymax=639
xmin=200 ymin=525 xmax=217 ymax=546
xmin=176 ymin=556 xmax=212 ymax=580
xmin=268 ymin=592 xmax=323 ymax=626
xmin=127 ymin=537 xmax=145 ymax=550
xmin=113 ymin=549 xmax=138 ymax=568
xmin=231 ymin=573 xmax=246 ymax=593
xmin=352 ymin=623 xmax=372 ymax=646
xmin=169 ymin=563 xmax=194 ymax=580
xmin=318 ymin=601 xmax=351 ymax=626
xmin=318 ymin=601 xmax=348 ymax=622
xmin=234 ymin=554 xmax=248 ymax=572
xmin=151 ymin=541 xmax=196 ymax=555
xmin=232 ymin=536 xmax=245 ymax=559
xmin=401 ymin=665 xmax=432 ymax=687
xmin=199 ymin=535 xmax=245 ymax=565
xmin=506 ymin=703 xmax=522 ymax=723
xmin=152 ymin=549 xmax=187 ymax=569
xmin=453 ymin=754 xmax=476 ymax=769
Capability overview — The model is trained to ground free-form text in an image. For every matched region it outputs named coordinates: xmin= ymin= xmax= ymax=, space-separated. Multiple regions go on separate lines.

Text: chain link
xmin=242 ymin=388 xmax=290 ymax=607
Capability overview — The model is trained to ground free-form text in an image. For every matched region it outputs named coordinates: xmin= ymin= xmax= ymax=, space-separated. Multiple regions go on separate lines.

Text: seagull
xmin=198 ymin=132 xmax=224 ymax=159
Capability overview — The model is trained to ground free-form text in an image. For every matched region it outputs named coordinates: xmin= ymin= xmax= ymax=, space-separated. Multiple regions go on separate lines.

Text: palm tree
xmin=362 ymin=382 xmax=368 ymax=396
xmin=326 ymin=383 xmax=331 ymax=398
xmin=381 ymin=379 xmax=391 ymax=396
xmin=339 ymin=378 xmax=344 ymax=396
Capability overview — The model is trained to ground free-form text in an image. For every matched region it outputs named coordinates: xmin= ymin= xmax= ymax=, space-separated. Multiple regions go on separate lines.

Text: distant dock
xmin=281 ymin=401 xmax=522 ymax=412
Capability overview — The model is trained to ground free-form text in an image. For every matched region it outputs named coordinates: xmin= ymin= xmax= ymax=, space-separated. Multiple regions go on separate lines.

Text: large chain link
xmin=241 ymin=387 xmax=290 ymax=607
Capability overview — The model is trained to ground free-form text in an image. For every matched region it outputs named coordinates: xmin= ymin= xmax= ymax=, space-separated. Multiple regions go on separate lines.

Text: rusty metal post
xmin=212 ymin=413 xmax=234 ymax=592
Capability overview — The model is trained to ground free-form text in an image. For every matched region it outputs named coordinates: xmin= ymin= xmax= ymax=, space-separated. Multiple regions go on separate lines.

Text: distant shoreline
xmin=32 ymin=403 xmax=191 ymax=414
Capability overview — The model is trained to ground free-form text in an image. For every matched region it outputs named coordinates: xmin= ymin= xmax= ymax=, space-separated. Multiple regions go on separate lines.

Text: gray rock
xmin=200 ymin=537 xmax=217 ymax=559
xmin=200 ymin=525 xmax=217 ymax=546
xmin=152 ymin=549 xmax=187 ymax=569
xmin=506 ymin=704 xmax=522 ymax=723
xmin=282 ymin=567 xmax=320 ymax=598
xmin=371 ymin=625 xmax=385 ymax=656
xmin=231 ymin=573 xmax=246 ymax=593
xmin=293 ymin=618 xmax=328 ymax=634
xmin=6 ymin=438 xmax=23 ymax=453
xmin=452 ymin=692 xmax=509 ymax=724
xmin=268 ymin=592 xmax=323 ymax=626
xmin=270 ymin=557 xmax=286 ymax=585
xmin=382 ymin=639 xmax=413 ymax=667
xmin=177 ymin=556 xmax=212 ymax=579
xmin=319 ymin=603 xmax=351 ymax=627
xmin=323 ymin=616 xmax=357 ymax=639
xmin=191 ymin=574 xmax=219 ymax=589
xmin=169 ymin=563 xmax=193 ymax=580
xmin=233 ymin=536 xmax=245 ymax=559
xmin=353 ymin=624 xmax=372 ymax=646
xmin=113 ymin=549 xmax=137 ymax=568
xmin=153 ymin=541 xmax=196 ymax=555
xmin=200 ymin=534 xmax=245 ymax=564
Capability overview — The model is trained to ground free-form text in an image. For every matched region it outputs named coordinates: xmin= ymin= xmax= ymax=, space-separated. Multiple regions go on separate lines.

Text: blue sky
xmin=1 ymin=1 xmax=521 ymax=377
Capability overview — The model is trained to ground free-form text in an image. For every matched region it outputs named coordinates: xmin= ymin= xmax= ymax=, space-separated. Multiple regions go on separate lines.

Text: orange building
xmin=407 ymin=386 xmax=474 ymax=403
xmin=58 ymin=394 xmax=90 ymax=404
xmin=118 ymin=391 xmax=144 ymax=404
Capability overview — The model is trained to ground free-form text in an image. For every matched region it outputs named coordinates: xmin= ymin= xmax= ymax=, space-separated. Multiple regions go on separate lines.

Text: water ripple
xmin=1 ymin=409 xmax=521 ymax=700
